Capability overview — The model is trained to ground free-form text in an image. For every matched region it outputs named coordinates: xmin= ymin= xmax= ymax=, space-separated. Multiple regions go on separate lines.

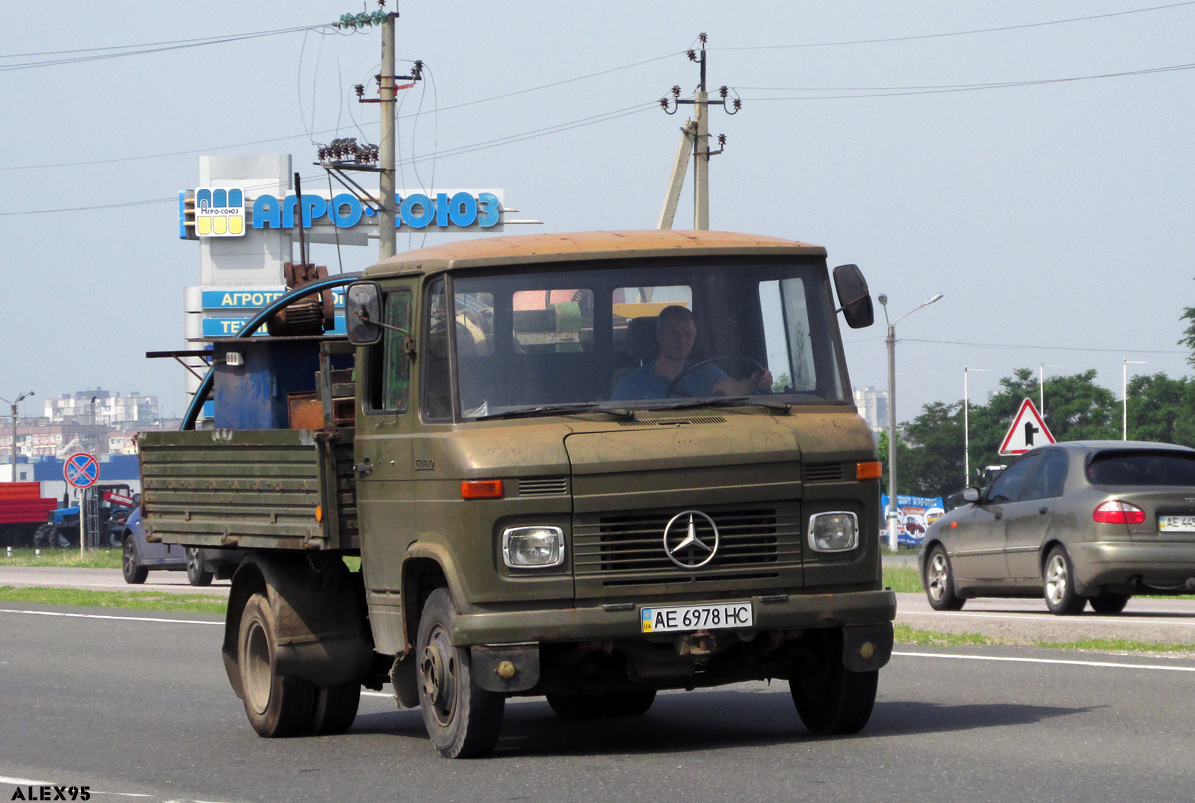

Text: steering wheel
xmin=665 ymin=356 xmax=768 ymax=398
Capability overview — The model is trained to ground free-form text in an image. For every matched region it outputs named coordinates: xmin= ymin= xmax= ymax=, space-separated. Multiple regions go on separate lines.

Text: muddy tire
xmin=1089 ymin=591 xmax=1131 ymax=614
xmin=790 ymin=629 xmax=878 ymax=736
xmin=546 ymin=691 xmax=657 ymax=719
xmin=238 ymin=593 xmax=315 ymax=737
xmin=121 ymin=535 xmax=148 ymax=584
xmin=416 ymin=588 xmax=505 ymax=758
xmin=308 ymin=683 xmax=361 ymax=735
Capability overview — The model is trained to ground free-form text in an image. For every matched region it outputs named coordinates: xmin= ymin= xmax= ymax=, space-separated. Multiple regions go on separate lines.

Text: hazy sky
xmin=2 ymin=1 xmax=1193 ymax=422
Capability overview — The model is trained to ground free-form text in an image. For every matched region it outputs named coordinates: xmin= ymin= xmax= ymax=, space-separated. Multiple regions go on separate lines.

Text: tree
xmin=898 ymin=401 xmax=963 ymax=499
xmin=1127 ymin=373 xmax=1195 ymax=446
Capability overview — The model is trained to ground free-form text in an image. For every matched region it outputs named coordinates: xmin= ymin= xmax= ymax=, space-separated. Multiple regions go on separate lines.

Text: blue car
xmin=115 ymin=507 xmax=244 ymax=586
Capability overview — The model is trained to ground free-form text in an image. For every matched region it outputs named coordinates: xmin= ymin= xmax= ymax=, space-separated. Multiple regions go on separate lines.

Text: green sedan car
xmin=919 ymin=441 xmax=1195 ymax=615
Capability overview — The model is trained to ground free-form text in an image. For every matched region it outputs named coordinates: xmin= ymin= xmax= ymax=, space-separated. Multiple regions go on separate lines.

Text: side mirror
xmin=832 ymin=264 xmax=875 ymax=329
xmin=962 ymin=487 xmax=981 ymax=503
xmin=345 ymin=282 xmax=383 ymax=345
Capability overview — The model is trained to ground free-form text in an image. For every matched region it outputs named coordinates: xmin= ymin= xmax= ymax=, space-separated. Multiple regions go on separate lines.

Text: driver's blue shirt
xmin=611 ymin=360 xmax=729 ymax=401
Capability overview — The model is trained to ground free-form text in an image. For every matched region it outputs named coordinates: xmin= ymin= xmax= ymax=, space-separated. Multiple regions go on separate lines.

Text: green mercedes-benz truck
xmin=139 ymin=230 xmax=895 ymax=758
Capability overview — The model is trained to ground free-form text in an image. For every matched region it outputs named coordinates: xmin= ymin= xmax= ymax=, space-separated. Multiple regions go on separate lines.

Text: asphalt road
xmin=2 ymin=602 xmax=1194 ymax=803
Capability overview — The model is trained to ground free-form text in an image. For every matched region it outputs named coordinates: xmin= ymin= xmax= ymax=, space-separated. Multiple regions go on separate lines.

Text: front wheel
xmin=1043 ymin=546 xmax=1087 ymax=615
xmin=186 ymin=548 xmax=214 ymax=587
xmin=416 ymin=588 xmax=505 ymax=758
xmin=121 ymin=536 xmax=148 ymax=584
xmin=238 ymin=593 xmax=315 ymax=737
xmin=923 ymin=545 xmax=965 ymax=611
xmin=789 ymin=630 xmax=878 ymax=736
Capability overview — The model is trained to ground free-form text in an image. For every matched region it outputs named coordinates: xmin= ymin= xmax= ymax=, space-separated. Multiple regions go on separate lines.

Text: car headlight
xmin=502 ymin=526 xmax=565 ymax=568
xmin=808 ymin=512 xmax=859 ymax=552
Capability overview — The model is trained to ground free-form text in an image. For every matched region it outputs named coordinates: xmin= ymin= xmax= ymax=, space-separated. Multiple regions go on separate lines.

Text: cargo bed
xmin=138 ymin=429 xmax=357 ymax=551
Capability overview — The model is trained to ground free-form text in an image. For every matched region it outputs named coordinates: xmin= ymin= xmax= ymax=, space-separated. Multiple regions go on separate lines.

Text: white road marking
xmin=900 ymin=609 xmax=1195 ymax=627
xmin=0 ymin=775 xmax=53 ymax=785
xmin=894 ymin=650 xmax=1195 ymax=672
xmin=0 ymin=609 xmax=220 ymax=626
xmin=362 ymin=691 xmax=394 ymax=699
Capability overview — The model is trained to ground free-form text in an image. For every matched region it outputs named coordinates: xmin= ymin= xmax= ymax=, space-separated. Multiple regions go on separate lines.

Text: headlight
xmin=808 ymin=512 xmax=859 ymax=552
xmin=502 ymin=526 xmax=565 ymax=568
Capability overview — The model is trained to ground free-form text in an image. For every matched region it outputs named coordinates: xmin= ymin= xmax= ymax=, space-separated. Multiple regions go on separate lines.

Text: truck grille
xmin=573 ymin=502 xmax=802 ymax=584
xmin=804 ymin=462 xmax=845 ymax=483
xmin=518 ymin=476 xmax=569 ymax=496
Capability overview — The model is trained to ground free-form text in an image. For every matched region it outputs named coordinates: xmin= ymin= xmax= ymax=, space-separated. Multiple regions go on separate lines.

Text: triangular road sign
xmin=999 ymin=398 xmax=1056 ymax=456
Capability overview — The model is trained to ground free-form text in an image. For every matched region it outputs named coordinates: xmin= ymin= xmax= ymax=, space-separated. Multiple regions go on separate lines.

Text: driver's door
xmin=951 ymin=453 xmax=1042 ymax=582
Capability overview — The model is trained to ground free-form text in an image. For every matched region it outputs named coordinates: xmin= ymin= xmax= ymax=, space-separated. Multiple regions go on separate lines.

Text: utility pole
xmin=1 ymin=391 xmax=34 ymax=481
xmin=378 ymin=8 xmax=397 ymax=260
xmin=659 ymin=34 xmax=739 ymax=230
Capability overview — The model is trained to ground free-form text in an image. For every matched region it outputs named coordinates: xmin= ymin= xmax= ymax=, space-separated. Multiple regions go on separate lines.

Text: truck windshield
xmin=439 ymin=258 xmax=848 ymax=419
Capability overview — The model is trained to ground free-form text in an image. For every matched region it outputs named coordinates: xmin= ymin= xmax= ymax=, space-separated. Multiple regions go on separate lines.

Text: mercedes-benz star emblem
xmin=663 ymin=510 xmax=720 ymax=569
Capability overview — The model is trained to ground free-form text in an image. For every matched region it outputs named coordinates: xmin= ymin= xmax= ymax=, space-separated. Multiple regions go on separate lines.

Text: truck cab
xmin=139 ymin=230 xmax=895 ymax=758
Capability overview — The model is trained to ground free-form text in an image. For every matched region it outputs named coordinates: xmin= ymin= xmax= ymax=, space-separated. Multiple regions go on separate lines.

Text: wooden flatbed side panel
xmin=139 ymin=429 xmax=356 ymax=551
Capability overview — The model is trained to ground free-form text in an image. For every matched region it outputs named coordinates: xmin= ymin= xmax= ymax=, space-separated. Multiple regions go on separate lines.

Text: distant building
xmin=44 ymin=390 xmax=159 ymax=427
xmin=854 ymin=386 xmax=889 ymax=432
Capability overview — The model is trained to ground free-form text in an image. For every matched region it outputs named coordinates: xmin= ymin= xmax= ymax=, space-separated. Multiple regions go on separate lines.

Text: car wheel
xmin=1089 ymin=591 xmax=1131 ymax=614
xmin=1043 ymin=546 xmax=1087 ymax=615
xmin=186 ymin=548 xmax=214 ymax=587
xmin=308 ymin=683 xmax=361 ymax=735
xmin=238 ymin=593 xmax=315 ymax=737
xmin=416 ymin=588 xmax=505 ymax=758
xmin=546 ymin=690 xmax=657 ymax=719
xmin=923 ymin=545 xmax=965 ymax=611
xmin=121 ymin=536 xmax=148 ymax=584
xmin=789 ymin=629 xmax=878 ymax=736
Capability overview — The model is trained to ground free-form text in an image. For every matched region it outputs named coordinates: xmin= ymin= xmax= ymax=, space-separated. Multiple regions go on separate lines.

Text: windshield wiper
xmin=470 ymin=402 xmax=637 ymax=421
xmin=638 ymin=396 xmax=793 ymax=413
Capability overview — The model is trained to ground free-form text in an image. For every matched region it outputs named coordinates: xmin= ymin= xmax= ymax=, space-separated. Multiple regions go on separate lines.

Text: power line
xmin=716 ymin=1 xmax=1195 ymax=51
xmin=901 ymin=338 xmax=1186 ymax=355
xmin=0 ymin=24 xmax=336 ymax=59
xmin=0 ymin=51 xmax=682 ymax=172
xmin=0 ymin=24 xmax=334 ymax=73
xmin=738 ymin=61 xmax=1195 ymax=100
xmin=0 ymin=103 xmax=657 ymax=217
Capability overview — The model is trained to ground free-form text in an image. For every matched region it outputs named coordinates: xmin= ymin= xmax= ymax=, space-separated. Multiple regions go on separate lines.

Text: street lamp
xmin=1 ymin=391 xmax=35 ymax=481
xmin=1123 ymin=359 xmax=1146 ymax=440
xmin=1039 ymin=363 xmax=1063 ymax=415
xmin=880 ymin=292 xmax=944 ymax=550
xmin=964 ymin=367 xmax=986 ymax=486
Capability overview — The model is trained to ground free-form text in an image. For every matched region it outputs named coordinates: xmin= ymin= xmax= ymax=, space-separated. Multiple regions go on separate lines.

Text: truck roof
xmin=363 ymin=230 xmax=827 ymax=278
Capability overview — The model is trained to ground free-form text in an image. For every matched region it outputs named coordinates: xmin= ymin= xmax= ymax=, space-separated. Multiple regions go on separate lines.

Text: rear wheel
xmin=546 ymin=690 xmax=657 ymax=719
xmin=308 ymin=683 xmax=361 ymax=735
xmin=1043 ymin=546 xmax=1087 ymax=615
xmin=416 ymin=588 xmax=505 ymax=758
xmin=238 ymin=593 xmax=315 ymax=737
xmin=186 ymin=548 xmax=214 ymax=587
xmin=33 ymin=524 xmax=55 ymax=549
xmin=790 ymin=630 xmax=878 ymax=736
xmin=923 ymin=545 xmax=965 ymax=611
xmin=1089 ymin=591 xmax=1131 ymax=614
xmin=121 ymin=536 xmax=148 ymax=584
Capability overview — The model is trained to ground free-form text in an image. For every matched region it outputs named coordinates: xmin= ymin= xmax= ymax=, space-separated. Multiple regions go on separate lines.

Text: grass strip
xmin=0 ymin=586 xmax=226 ymax=615
xmin=895 ymin=623 xmax=1195 ymax=655
xmin=1 ymin=548 xmax=123 ymax=570
xmin=883 ymin=564 xmax=923 ymax=593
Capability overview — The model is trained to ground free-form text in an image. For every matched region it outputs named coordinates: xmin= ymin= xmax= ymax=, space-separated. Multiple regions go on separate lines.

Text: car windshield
xmin=1087 ymin=450 xmax=1195 ymax=486
xmin=438 ymin=257 xmax=849 ymax=419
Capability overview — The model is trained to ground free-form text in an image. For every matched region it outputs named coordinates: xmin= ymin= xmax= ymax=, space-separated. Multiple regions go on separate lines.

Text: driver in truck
xmin=611 ymin=304 xmax=773 ymax=400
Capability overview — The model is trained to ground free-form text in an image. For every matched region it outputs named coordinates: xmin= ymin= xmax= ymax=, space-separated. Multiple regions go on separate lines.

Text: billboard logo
xmin=195 ymin=188 xmax=245 ymax=237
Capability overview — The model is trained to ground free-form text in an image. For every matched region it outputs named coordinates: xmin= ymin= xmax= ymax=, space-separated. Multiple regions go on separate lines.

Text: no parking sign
xmin=64 ymin=453 xmax=100 ymax=488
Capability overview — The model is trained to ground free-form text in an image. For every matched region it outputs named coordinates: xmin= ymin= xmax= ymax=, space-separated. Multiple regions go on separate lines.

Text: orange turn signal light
xmin=951 ymin=521 xmax=958 ymax=528
xmin=856 ymin=461 xmax=882 ymax=481
xmin=461 ymin=480 xmax=504 ymax=500
xmin=315 ymin=505 xmax=323 ymax=523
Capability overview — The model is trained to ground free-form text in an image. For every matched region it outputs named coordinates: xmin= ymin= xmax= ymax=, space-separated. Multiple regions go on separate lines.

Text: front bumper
xmin=452 ymin=589 xmax=896 ymax=647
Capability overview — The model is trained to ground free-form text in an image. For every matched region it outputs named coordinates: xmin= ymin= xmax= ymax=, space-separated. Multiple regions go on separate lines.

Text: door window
xmin=985 ymin=453 xmax=1043 ymax=504
xmin=1022 ymin=449 xmax=1068 ymax=500
xmin=381 ymin=290 xmax=412 ymax=412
